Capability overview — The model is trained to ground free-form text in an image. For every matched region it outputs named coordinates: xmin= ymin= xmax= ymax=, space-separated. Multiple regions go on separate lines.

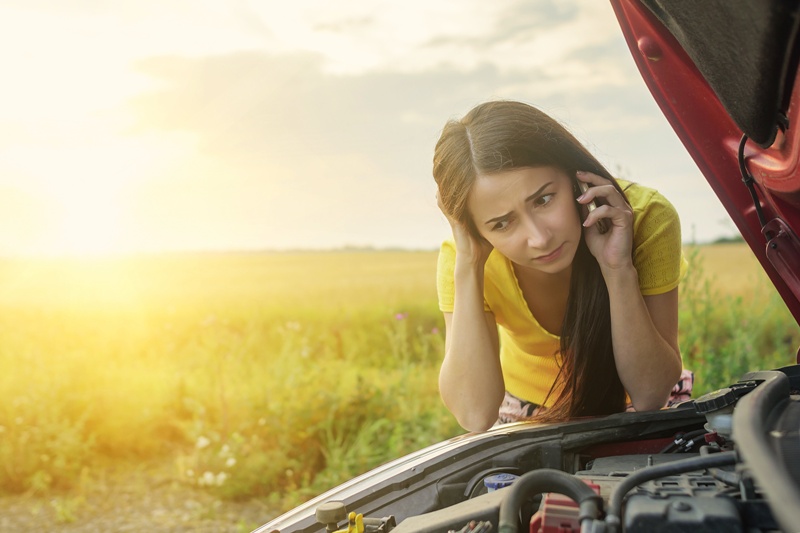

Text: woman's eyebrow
xmin=483 ymin=181 xmax=553 ymax=225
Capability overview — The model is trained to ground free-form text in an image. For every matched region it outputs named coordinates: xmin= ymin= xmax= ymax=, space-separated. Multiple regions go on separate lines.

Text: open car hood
xmin=611 ymin=0 xmax=800 ymax=340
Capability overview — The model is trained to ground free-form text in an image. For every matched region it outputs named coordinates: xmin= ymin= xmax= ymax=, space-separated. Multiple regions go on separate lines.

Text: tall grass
xmin=0 ymin=251 xmax=460 ymax=509
xmin=0 ymin=245 xmax=797 ymax=514
xmin=679 ymin=244 xmax=800 ymax=395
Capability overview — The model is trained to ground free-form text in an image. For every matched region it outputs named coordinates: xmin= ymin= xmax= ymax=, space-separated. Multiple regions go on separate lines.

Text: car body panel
xmin=611 ymin=0 xmax=800 ymax=332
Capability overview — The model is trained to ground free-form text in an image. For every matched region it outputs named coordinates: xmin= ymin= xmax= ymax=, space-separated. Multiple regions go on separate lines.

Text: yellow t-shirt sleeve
xmin=436 ymin=240 xmax=492 ymax=313
xmin=628 ymin=184 xmax=689 ymax=295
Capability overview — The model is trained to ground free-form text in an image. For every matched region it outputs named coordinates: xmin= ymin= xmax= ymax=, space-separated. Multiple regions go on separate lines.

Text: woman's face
xmin=467 ymin=166 xmax=582 ymax=275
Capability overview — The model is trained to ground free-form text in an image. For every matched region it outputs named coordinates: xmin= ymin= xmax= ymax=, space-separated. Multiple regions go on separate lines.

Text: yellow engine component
xmin=334 ymin=511 xmax=364 ymax=533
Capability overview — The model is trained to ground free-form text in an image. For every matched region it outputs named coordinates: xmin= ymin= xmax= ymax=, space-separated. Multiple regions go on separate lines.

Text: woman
xmin=434 ymin=100 xmax=690 ymax=432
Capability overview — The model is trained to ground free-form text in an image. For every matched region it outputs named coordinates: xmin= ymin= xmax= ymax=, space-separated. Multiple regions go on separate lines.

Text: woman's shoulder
xmin=619 ymin=179 xmax=687 ymax=294
xmin=617 ymin=179 xmax=677 ymax=214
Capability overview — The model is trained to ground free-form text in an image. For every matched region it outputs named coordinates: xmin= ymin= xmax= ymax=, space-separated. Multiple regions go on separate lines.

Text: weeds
xmin=679 ymin=245 xmax=800 ymax=395
xmin=0 ymin=247 xmax=796 ymax=517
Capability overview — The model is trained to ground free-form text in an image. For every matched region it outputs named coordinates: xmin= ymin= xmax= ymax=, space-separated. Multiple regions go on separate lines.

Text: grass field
xmin=0 ymin=243 xmax=797 ymax=525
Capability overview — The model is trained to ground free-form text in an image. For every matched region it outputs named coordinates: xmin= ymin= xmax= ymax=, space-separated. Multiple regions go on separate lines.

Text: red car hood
xmin=611 ymin=0 xmax=800 ymax=349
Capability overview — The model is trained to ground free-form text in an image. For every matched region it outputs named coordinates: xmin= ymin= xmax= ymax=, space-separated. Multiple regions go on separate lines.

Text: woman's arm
xmin=605 ymin=271 xmax=682 ymax=411
xmin=577 ymin=171 xmax=682 ymax=411
xmin=439 ymin=262 xmax=504 ymax=432
xmin=436 ymin=190 xmax=505 ymax=432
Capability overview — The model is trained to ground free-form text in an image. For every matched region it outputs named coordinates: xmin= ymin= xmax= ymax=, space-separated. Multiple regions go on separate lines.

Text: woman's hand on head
xmin=575 ymin=171 xmax=634 ymax=272
xmin=437 ymin=192 xmax=493 ymax=267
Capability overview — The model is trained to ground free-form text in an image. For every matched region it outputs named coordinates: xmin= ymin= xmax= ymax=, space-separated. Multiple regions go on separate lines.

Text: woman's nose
xmin=524 ymin=217 xmax=549 ymax=248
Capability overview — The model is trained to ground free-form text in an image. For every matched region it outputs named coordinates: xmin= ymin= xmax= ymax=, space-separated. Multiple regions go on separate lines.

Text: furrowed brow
xmin=483 ymin=181 xmax=553 ymax=226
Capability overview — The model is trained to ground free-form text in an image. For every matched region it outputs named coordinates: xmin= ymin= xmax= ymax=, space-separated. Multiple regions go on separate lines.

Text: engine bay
xmin=283 ymin=366 xmax=800 ymax=533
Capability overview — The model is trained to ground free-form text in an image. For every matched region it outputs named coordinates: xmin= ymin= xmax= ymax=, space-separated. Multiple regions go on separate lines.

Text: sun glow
xmin=1 ymin=134 xmax=182 ymax=257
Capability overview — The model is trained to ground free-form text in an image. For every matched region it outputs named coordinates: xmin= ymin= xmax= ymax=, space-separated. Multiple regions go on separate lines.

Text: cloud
xmin=125 ymin=52 xmax=515 ymax=249
xmin=0 ymin=0 xmax=736 ymax=253
xmin=313 ymin=16 xmax=375 ymax=33
xmin=121 ymin=42 xmax=718 ymax=251
xmin=425 ymin=0 xmax=579 ymax=49
xmin=0 ymin=0 xmax=112 ymax=14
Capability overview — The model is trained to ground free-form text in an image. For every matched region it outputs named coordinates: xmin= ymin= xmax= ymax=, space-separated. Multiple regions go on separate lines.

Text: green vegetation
xmin=0 ymin=251 xmax=460 ymax=512
xmin=0 ymin=245 xmax=797 ymax=516
xmin=679 ymin=245 xmax=800 ymax=395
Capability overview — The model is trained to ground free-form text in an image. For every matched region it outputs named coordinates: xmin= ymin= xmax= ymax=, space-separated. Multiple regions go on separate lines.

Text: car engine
xmin=269 ymin=366 xmax=800 ymax=533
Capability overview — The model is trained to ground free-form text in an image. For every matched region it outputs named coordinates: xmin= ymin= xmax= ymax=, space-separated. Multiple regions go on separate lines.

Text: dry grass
xmin=685 ymin=242 xmax=767 ymax=298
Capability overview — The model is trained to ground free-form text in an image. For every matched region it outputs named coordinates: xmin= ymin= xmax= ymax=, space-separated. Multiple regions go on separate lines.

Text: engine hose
xmin=699 ymin=445 xmax=741 ymax=486
xmin=497 ymin=468 xmax=603 ymax=533
xmin=659 ymin=428 xmax=707 ymax=453
xmin=604 ymin=451 xmax=737 ymax=531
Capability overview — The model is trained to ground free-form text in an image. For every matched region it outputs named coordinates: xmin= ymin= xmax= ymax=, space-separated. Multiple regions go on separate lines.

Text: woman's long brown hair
xmin=433 ymin=100 xmax=629 ymax=421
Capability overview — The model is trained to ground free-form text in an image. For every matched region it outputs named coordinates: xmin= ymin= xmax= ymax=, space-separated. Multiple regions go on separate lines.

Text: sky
xmin=0 ymin=0 xmax=739 ymax=257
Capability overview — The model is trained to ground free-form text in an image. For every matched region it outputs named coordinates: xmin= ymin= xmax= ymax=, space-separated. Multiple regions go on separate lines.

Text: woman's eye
xmin=534 ymin=193 xmax=555 ymax=207
xmin=492 ymin=219 xmax=510 ymax=231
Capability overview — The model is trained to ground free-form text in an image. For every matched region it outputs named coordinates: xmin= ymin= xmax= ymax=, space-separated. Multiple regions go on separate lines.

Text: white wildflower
xmin=199 ymin=471 xmax=215 ymax=486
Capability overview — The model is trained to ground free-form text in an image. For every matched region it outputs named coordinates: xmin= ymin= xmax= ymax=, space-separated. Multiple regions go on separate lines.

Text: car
xmin=254 ymin=1 xmax=800 ymax=532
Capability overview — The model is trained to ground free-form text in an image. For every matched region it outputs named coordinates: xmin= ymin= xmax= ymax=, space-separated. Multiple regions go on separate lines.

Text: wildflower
xmin=215 ymin=472 xmax=228 ymax=486
xmin=431 ymin=327 xmax=440 ymax=334
xmin=395 ymin=312 xmax=408 ymax=320
xmin=226 ymin=457 xmax=236 ymax=468
xmin=199 ymin=471 xmax=215 ymax=486
xmin=196 ymin=436 xmax=211 ymax=449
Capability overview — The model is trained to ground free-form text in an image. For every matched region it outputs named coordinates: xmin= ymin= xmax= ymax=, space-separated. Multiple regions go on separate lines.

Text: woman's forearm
xmin=439 ymin=261 xmax=505 ymax=431
xmin=603 ymin=265 xmax=682 ymax=411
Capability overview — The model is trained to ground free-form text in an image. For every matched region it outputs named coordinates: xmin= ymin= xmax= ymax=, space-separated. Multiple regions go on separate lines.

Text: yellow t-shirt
xmin=436 ymin=180 xmax=688 ymax=407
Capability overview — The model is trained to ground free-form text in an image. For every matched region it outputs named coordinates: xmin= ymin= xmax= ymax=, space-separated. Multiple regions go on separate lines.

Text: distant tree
xmin=711 ymin=234 xmax=745 ymax=244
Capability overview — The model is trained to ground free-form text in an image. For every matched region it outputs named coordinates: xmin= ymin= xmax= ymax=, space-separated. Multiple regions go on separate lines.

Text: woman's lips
xmin=534 ymin=244 xmax=564 ymax=263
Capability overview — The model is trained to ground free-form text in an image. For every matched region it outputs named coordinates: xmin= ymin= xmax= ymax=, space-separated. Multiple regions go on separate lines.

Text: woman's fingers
xmin=575 ymin=171 xmax=628 ymax=211
xmin=582 ymin=202 xmax=633 ymax=231
xmin=436 ymin=191 xmax=493 ymax=262
xmin=576 ymin=186 xmax=625 ymax=209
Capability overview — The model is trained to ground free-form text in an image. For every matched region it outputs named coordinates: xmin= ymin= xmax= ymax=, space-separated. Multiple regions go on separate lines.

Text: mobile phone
xmin=578 ymin=182 xmax=598 ymax=213
xmin=577 ymin=182 xmax=609 ymax=234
